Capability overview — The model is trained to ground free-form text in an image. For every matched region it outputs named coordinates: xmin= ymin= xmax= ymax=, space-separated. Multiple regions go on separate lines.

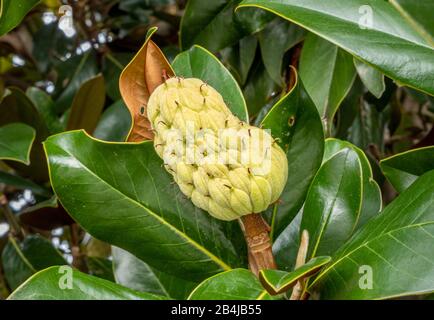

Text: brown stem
xmin=240 ymin=213 xmax=276 ymax=276
xmin=0 ymin=194 xmax=25 ymax=240
xmin=70 ymin=224 xmax=88 ymax=272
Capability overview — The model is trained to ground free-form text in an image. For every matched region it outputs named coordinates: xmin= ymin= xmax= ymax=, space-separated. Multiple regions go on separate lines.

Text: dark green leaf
xmin=272 ymin=211 xmax=301 ymax=271
xmin=188 ymin=269 xmax=271 ymax=300
xmin=54 ymin=51 xmax=98 ymax=114
xmin=26 ymin=87 xmax=63 ymax=134
xmin=347 ymin=99 xmax=386 ymax=151
xmin=260 ymin=71 xmax=324 ymax=238
xmin=243 ymin=60 xmax=279 ymax=117
xmin=258 ymin=19 xmax=305 ymax=85
xmin=311 ymin=170 xmax=434 ymax=299
xmin=112 ymin=246 xmax=196 ymax=299
xmin=324 ymin=139 xmax=382 ymax=228
xmin=0 ymin=171 xmax=51 ymax=197
xmin=93 ymin=100 xmax=132 ymax=142
xmin=300 ymin=148 xmax=362 ymax=258
xmin=8 ymin=266 xmax=167 ymax=300
xmin=87 ymin=257 xmax=115 ymax=282
xmin=44 ymin=130 xmax=246 ymax=282
xmin=220 ymin=35 xmax=258 ymax=85
xmin=103 ymin=53 xmax=132 ymax=101
xmin=299 ymin=33 xmax=356 ymax=131
xmin=259 ymin=256 xmax=331 ymax=295
xmin=380 ymin=146 xmax=434 ymax=193
xmin=173 ymin=45 xmax=249 ymax=122
xmin=238 ymin=0 xmax=434 ymax=96
xmin=0 ymin=88 xmax=49 ymax=181
xmin=389 ymin=0 xmax=434 ymax=43
xmin=334 ymin=79 xmax=364 ymax=139
xmin=180 ymin=0 xmax=270 ymax=52
xmin=0 ymin=0 xmax=41 ymax=36
xmin=2 ymin=235 xmax=66 ymax=290
xmin=233 ymin=5 xmax=273 ymax=34
xmin=66 ymin=74 xmax=105 ymax=134
xmin=0 ymin=123 xmax=35 ymax=164
xmin=354 ymin=59 xmax=385 ymax=99
xmin=32 ymin=21 xmax=76 ymax=74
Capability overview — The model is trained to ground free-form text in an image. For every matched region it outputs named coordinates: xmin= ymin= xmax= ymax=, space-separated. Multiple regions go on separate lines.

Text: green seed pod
xmin=147 ymin=77 xmax=288 ymax=221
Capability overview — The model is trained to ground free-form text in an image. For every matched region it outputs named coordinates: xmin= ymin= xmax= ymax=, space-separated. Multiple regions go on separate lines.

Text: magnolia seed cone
xmin=147 ymin=77 xmax=288 ymax=221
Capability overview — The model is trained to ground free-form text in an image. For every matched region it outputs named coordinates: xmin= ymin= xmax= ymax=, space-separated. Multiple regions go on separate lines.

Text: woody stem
xmin=0 ymin=194 xmax=25 ymax=240
xmin=240 ymin=213 xmax=276 ymax=276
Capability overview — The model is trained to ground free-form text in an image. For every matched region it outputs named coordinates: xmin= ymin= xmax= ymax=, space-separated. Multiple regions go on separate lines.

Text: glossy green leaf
xmin=44 ymin=130 xmax=246 ymax=282
xmin=0 ymin=0 xmax=41 ymax=36
xmin=0 ymin=123 xmax=35 ymax=164
xmin=301 ymin=148 xmax=362 ymax=258
xmin=26 ymin=87 xmax=63 ymax=134
xmin=260 ymin=71 xmax=324 ymax=238
xmin=334 ymin=79 xmax=365 ymax=140
xmin=389 ymin=0 xmax=434 ymax=44
xmin=347 ymin=99 xmax=386 ymax=151
xmin=354 ymin=59 xmax=385 ymax=99
xmin=299 ymin=33 xmax=356 ymax=130
xmin=324 ymin=139 xmax=382 ymax=228
xmin=0 ymin=88 xmax=49 ymax=181
xmin=8 ymin=266 xmax=167 ymax=300
xmin=18 ymin=196 xmax=74 ymax=230
xmin=252 ymin=95 xmax=281 ymax=127
xmin=0 ymin=171 xmax=51 ymax=197
xmin=103 ymin=53 xmax=132 ymax=101
xmin=112 ymin=247 xmax=196 ymax=299
xmin=93 ymin=100 xmax=132 ymax=142
xmin=233 ymin=5 xmax=273 ymax=34
xmin=2 ymin=235 xmax=66 ymax=290
xmin=188 ymin=269 xmax=271 ymax=300
xmin=238 ymin=0 xmax=434 ymax=96
xmin=220 ymin=35 xmax=258 ymax=85
xmin=173 ymin=45 xmax=248 ymax=122
xmin=66 ymin=74 xmax=105 ymax=134
xmin=243 ymin=60 xmax=279 ymax=117
xmin=32 ymin=20 xmax=76 ymax=74
xmin=259 ymin=256 xmax=331 ymax=295
xmin=87 ymin=257 xmax=115 ymax=282
xmin=54 ymin=51 xmax=98 ymax=114
xmin=258 ymin=18 xmax=305 ymax=85
xmin=180 ymin=0 xmax=271 ymax=52
xmin=380 ymin=146 xmax=434 ymax=193
xmin=272 ymin=211 xmax=301 ymax=271
xmin=311 ymin=170 xmax=434 ymax=299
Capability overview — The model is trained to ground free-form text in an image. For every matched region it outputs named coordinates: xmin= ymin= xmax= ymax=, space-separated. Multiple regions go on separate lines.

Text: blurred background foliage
xmin=0 ymin=0 xmax=432 ymax=299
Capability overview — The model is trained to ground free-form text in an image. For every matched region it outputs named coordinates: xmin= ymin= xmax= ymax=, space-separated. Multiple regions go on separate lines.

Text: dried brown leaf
xmin=119 ymin=31 xmax=174 ymax=142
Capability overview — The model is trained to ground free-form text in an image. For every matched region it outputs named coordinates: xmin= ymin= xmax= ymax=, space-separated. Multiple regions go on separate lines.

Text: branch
xmin=240 ymin=213 xmax=276 ymax=276
xmin=70 ymin=224 xmax=88 ymax=273
xmin=0 ymin=194 xmax=25 ymax=240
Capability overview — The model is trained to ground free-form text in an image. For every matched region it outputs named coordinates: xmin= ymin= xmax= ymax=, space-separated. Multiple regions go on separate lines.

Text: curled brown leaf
xmin=119 ymin=33 xmax=174 ymax=142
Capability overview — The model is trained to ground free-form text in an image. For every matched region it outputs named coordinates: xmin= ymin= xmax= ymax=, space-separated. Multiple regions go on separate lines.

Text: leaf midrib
xmin=49 ymin=139 xmax=232 ymax=272
xmin=310 ymin=149 xmax=363 ymax=258
xmin=240 ymin=1 xmax=433 ymax=49
xmin=310 ymin=220 xmax=434 ymax=288
xmin=188 ymin=0 xmax=238 ymax=47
